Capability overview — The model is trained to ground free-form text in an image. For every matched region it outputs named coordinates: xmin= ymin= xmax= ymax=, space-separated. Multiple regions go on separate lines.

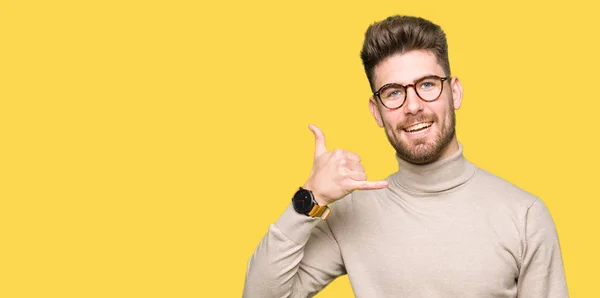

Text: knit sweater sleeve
xmin=243 ymin=202 xmax=346 ymax=298
xmin=517 ymin=198 xmax=569 ymax=297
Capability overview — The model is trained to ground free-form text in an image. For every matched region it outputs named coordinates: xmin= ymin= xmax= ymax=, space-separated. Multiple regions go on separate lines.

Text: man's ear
xmin=450 ymin=77 xmax=463 ymax=110
xmin=369 ymin=97 xmax=384 ymax=127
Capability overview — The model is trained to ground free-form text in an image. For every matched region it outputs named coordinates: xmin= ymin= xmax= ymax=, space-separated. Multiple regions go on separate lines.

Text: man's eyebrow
xmin=381 ymin=74 xmax=441 ymax=87
xmin=412 ymin=74 xmax=441 ymax=82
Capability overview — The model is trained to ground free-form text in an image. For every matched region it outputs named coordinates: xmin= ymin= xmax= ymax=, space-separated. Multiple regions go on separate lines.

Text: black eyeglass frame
xmin=373 ymin=75 xmax=450 ymax=110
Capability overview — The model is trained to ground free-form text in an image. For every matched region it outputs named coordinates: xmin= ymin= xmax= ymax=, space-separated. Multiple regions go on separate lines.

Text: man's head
xmin=361 ymin=15 xmax=463 ymax=165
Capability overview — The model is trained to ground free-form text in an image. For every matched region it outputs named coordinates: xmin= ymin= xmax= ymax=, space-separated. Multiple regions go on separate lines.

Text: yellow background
xmin=1 ymin=0 xmax=598 ymax=297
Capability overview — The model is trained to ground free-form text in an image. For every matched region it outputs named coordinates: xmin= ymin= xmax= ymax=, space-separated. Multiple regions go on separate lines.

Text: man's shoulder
xmin=470 ymin=164 xmax=538 ymax=206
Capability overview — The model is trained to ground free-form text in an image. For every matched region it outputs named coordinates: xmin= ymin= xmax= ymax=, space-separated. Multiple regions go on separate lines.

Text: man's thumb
xmin=308 ymin=124 xmax=327 ymax=157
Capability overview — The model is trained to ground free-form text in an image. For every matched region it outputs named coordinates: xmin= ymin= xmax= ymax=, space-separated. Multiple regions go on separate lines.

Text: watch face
xmin=293 ymin=189 xmax=313 ymax=214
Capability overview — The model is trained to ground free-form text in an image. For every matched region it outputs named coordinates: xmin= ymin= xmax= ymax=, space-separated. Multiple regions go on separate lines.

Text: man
xmin=243 ymin=15 xmax=568 ymax=298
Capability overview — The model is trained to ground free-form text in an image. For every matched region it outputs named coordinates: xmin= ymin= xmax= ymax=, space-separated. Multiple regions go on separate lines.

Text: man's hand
xmin=303 ymin=124 xmax=389 ymax=206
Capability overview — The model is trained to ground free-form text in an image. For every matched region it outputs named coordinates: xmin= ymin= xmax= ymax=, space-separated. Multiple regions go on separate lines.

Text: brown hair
xmin=360 ymin=15 xmax=451 ymax=92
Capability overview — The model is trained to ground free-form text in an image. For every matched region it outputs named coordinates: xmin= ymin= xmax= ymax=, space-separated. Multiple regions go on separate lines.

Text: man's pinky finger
xmin=353 ymin=180 xmax=389 ymax=190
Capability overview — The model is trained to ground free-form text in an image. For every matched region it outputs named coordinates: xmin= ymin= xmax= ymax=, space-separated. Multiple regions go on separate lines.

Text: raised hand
xmin=303 ymin=124 xmax=389 ymax=206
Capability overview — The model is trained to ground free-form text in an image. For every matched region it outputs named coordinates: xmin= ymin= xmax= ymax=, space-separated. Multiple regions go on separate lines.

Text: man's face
xmin=369 ymin=50 xmax=463 ymax=165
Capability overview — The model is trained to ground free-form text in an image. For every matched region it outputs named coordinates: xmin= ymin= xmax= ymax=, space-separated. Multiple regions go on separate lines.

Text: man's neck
xmin=435 ymin=137 xmax=460 ymax=163
xmin=390 ymin=141 xmax=476 ymax=194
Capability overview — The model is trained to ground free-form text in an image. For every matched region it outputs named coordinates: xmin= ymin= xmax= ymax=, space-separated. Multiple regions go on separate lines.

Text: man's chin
xmin=398 ymin=146 xmax=440 ymax=165
xmin=386 ymin=129 xmax=450 ymax=165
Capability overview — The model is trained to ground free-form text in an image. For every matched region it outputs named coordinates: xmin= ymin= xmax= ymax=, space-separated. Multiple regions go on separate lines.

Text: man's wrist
xmin=302 ymin=182 xmax=328 ymax=206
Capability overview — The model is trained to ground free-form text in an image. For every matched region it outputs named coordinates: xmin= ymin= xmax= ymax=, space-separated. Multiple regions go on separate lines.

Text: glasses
xmin=373 ymin=75 xmax=449 ymax=110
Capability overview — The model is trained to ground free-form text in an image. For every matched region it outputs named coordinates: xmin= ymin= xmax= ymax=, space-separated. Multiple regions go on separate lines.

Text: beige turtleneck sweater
xmin=243 ymin=145 xmax=568 ymax=297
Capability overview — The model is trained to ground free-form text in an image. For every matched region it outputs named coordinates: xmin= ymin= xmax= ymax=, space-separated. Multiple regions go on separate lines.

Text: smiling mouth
xmin=403 ymin=122 xmax=433 ymax=133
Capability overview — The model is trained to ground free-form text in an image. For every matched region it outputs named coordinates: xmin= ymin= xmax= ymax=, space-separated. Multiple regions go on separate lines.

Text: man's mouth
xmin=403 ymin=122 xmax=433 ymax=133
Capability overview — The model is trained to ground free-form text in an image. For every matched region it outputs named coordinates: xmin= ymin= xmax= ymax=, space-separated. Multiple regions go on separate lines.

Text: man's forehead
xmin=373 ymin=50 xmax=444 ymax=87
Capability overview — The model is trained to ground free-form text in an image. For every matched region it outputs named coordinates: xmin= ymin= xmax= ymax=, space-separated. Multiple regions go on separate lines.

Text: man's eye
xmin=420 ymin=82 xmax=433 ymax=88
xmin=384 ymin=89 xmax=403 ymax=98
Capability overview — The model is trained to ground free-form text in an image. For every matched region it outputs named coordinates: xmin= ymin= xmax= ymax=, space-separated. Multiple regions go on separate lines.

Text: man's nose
xmin=404 ymin=86 xmax=423 ymax=115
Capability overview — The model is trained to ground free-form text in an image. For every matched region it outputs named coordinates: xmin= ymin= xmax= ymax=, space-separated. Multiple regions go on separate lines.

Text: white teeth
xmin=405 ymin=122 xmax=432 ymax=132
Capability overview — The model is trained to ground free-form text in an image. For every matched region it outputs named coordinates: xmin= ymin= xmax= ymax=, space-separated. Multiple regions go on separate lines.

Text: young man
xmin=243 ymin=15 xmax=568 ymax=298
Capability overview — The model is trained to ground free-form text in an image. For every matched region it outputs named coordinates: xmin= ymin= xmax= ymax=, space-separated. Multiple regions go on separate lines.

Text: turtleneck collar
xmin=390 ymin=143 xmax=477 ymax=194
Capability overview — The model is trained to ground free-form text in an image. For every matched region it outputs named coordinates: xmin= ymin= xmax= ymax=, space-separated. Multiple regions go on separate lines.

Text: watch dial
xmin=293 ymin=190 xmax=313 ymax=213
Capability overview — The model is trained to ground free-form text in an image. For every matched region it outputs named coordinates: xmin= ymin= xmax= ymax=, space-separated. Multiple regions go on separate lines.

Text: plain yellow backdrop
xmin=1 ymin=0 xmax=598 ymax=297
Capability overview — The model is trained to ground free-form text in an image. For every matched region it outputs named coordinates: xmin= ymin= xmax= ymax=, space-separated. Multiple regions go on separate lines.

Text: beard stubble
xmin=386 ymin=101 xmax=456 ymax=165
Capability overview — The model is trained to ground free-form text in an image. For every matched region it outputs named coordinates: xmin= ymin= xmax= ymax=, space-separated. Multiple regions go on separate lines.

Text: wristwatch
xmin=292 ymin=187 xmax=331 ymax=220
